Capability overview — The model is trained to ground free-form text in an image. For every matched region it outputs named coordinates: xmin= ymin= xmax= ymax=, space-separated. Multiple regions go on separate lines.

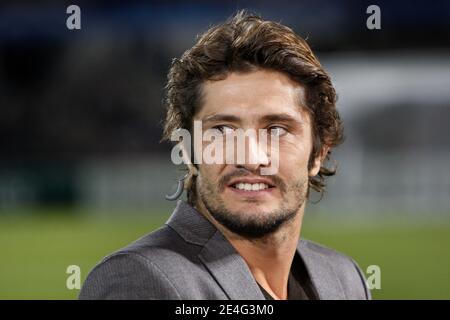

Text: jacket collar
xmin=165 ymin=200 xmax=345 ymax=300
xmin=297 ymin=240 xmax=347 ymax=300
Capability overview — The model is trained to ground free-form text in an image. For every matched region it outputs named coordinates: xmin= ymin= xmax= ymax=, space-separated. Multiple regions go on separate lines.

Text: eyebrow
xmin=202 ymin=114 xmax=241 ymax=124
xmin=201 ymin=113 xmax=303 ymax=126
xmin=260 ymin=113 xmax=302 ymax=125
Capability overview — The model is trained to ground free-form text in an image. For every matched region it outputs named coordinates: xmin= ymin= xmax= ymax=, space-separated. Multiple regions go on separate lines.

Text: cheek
xmin=198 ymin=164 xmax=225 ymax=185
xmin=273 ymin=136 xmax=311 ymax=180
xmin=277 ymin=139 xmax=311 ymax=169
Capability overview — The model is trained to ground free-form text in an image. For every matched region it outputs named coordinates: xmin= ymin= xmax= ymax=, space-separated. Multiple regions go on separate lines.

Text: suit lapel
xmin=297 ymin=239 xmax=347 ymax=300
xmin=166 ymin=200 xmax=265 ymax=300
xmin=198 ymin=230 xmax=265 ymax=300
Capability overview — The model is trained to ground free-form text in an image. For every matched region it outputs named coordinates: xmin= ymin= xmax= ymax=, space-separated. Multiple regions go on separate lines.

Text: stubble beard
xmin=197 ymin=173 xmax=308 ymax=239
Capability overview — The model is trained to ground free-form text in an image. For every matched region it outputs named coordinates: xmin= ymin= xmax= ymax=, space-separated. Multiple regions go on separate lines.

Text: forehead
xmin=196 ymin=69 xmax=308 ymax=121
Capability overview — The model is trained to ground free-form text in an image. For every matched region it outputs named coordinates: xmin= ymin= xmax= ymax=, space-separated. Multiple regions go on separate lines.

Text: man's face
xmin=193 ymin=69 xmax=321 ymax=238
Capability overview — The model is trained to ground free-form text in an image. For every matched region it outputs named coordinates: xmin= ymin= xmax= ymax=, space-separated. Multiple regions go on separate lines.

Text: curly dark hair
xmin=162 ymin=10 xmax=344 ymax=204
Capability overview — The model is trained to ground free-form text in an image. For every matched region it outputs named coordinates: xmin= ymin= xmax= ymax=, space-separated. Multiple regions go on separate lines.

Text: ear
xmin=180 ymin=142 xmax=199 ymax=176
xmin=309 ymin=145 xmax=330 ymax=177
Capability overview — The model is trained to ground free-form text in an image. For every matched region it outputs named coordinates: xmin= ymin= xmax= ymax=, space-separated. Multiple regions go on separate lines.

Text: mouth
xmin=226 ymin=178 xmax=276 ymax=195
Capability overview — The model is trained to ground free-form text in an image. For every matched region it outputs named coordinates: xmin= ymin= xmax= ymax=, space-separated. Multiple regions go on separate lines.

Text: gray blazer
xmin=79 ymin=200 xmax=371 ymax=300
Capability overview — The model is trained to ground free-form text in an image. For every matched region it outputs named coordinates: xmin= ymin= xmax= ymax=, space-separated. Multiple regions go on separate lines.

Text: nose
xmin=236 ymin=133 xmax=270 ymax=172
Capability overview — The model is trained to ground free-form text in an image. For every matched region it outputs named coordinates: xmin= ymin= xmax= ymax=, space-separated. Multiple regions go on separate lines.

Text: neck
xmin=196 ymin=200 xmax=305 ymax=300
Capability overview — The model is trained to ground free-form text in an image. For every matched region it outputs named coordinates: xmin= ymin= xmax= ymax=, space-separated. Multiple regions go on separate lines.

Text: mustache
xmin=218 ymin=168 xmax=286 ymax=192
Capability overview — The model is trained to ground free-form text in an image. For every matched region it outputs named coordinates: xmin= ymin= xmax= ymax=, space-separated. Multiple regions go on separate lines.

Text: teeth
xmin=234 ymin=182 xmax=269 ymax=191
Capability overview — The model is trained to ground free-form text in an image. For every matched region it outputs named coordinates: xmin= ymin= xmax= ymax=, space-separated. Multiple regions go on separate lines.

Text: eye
xmin=268 ymin=126 xmax=287 ymax=137
xmin=211 ymin=125 xmax=235 ymax=134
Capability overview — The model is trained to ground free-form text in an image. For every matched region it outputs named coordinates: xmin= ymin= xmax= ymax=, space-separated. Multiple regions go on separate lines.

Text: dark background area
xmin=1 ymin=0 xmax=449 ymax=207
xmin=1 ymin=0 xmax=449 ymax=159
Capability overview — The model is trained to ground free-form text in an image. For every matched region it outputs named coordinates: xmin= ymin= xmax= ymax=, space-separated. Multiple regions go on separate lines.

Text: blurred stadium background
xmin=1 ymin=0 xmax=450 ymax=299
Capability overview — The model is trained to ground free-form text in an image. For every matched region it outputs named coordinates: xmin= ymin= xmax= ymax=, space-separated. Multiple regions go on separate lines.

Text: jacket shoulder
xmin=300 ymin=239 xmax=372 ymax=300
xmin=79 ymin=225 xmax=187 ymax=300
xmin=79 ymin=250 xmax=182 ymax=299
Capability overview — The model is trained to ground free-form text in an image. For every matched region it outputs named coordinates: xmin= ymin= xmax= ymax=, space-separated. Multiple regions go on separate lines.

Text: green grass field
xmin=1 ymin=207 xmax=450 ymax=299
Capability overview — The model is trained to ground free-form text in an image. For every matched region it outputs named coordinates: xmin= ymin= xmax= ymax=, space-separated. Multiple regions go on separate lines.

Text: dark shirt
xmin=256 ymin=251 xmax=318 ymax=300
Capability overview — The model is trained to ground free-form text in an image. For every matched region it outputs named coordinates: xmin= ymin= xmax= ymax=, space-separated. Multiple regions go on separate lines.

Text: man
xmin=79 ymin=11 xmax=371 ymax=300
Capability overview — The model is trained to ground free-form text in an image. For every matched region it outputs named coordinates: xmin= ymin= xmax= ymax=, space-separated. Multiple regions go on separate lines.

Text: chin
xmin=225 ymin=201 xmax=278 ymax=215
